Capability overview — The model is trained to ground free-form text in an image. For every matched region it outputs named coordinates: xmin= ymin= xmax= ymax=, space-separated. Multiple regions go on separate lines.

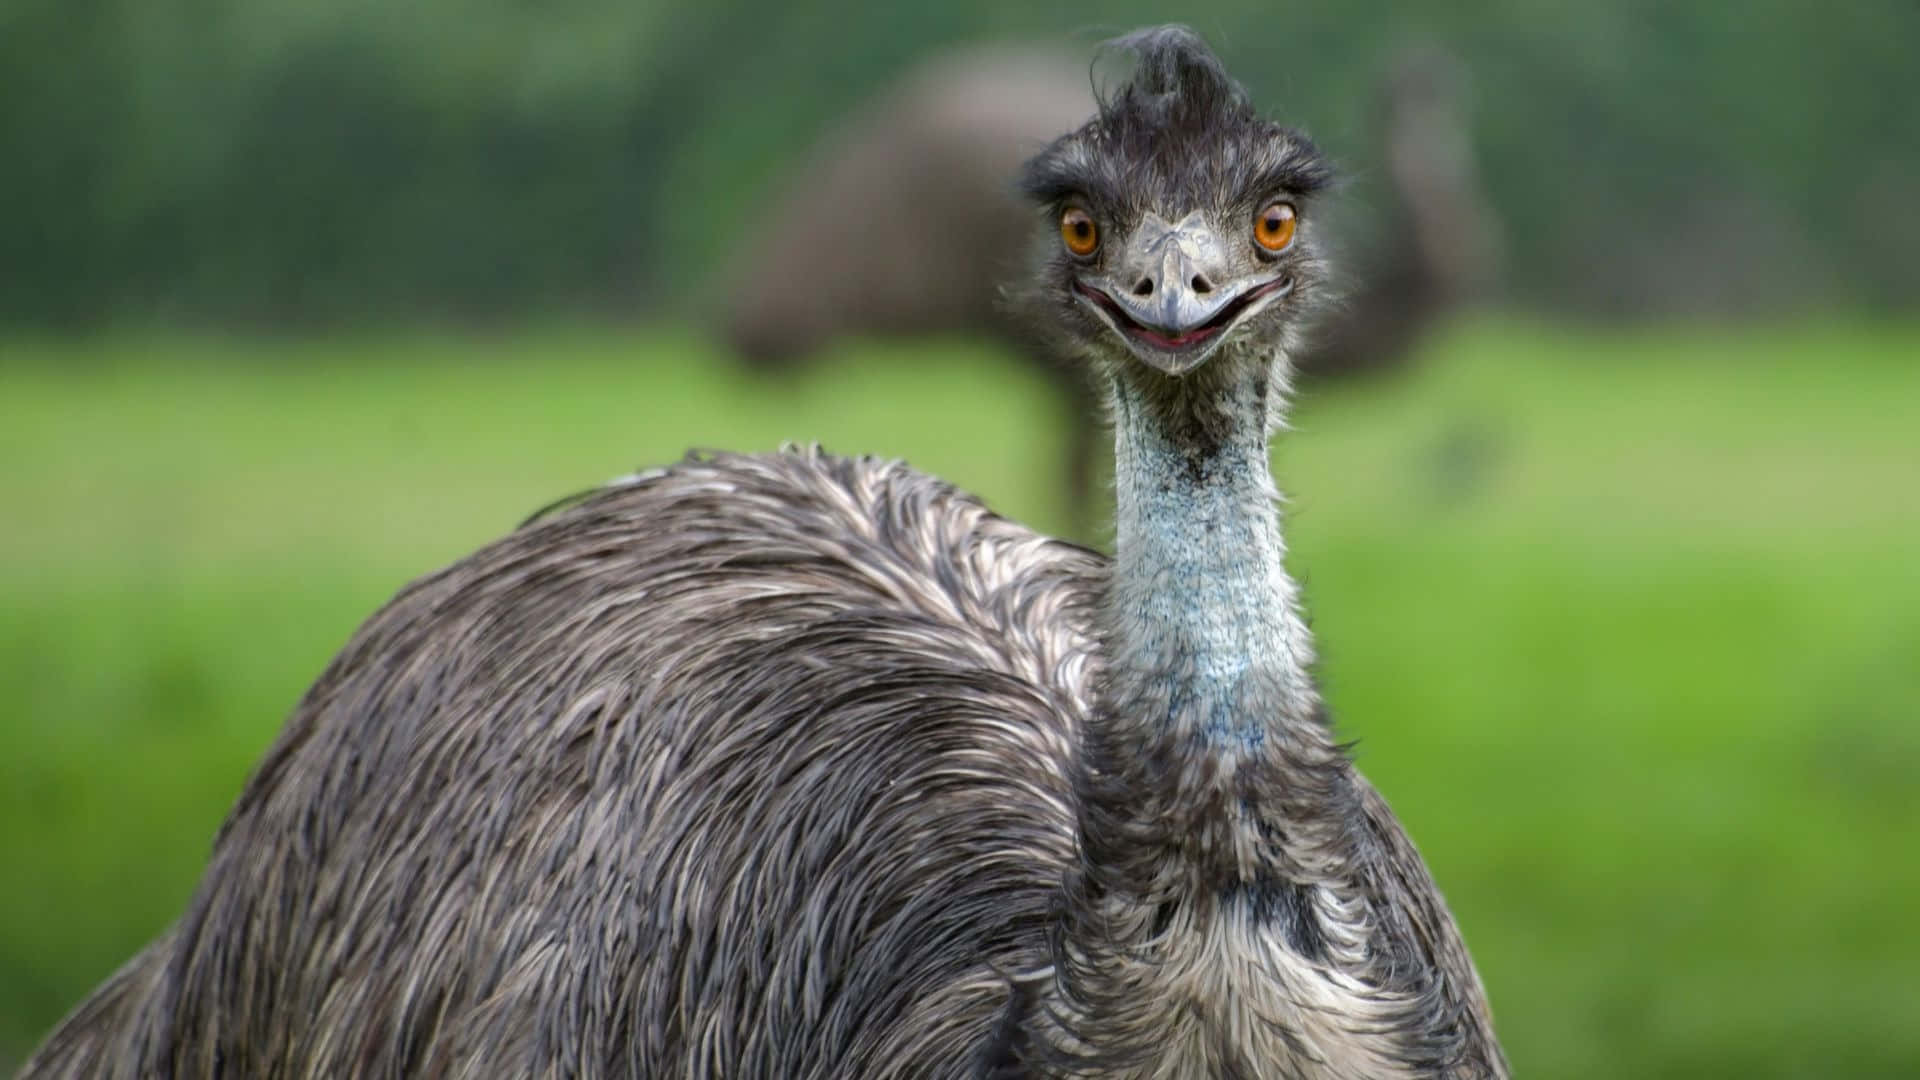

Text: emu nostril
xmin=1131 ymin=278 xmax=1154 ymax=297
xmin=1191 ymin=274 xmax=1213 ymax=294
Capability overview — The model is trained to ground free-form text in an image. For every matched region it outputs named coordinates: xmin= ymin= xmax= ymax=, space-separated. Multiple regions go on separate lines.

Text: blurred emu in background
xmin=1311 ymin=45 xmax=1501 ymax=378
xmin=713 ymin=41 xmax=1501 ymax=526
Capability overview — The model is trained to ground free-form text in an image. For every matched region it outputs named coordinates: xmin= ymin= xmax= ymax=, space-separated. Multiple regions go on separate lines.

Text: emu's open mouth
xmin=1074 ymin=275 xmax=1293 ymax=358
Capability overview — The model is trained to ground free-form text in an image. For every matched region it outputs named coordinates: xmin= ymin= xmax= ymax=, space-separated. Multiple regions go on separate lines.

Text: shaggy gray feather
xmin=21 ymin=25 xmax=1507 ymax=1080
xmin=24 ymin=450 xmax=1102 ymax=1078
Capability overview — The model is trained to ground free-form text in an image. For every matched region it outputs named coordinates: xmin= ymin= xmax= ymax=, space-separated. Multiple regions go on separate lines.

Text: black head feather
xmin=1020 ymin=26 xmax=1333 ymax=219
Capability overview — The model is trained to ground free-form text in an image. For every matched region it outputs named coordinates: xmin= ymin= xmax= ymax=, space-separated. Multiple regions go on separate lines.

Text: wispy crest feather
xmin=1021 ymin=26 xmax=1333 ymax=215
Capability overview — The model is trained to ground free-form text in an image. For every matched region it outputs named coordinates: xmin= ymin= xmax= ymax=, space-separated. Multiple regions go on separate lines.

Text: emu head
xmin=1017 ymin=27 xmax=1334 ymax=383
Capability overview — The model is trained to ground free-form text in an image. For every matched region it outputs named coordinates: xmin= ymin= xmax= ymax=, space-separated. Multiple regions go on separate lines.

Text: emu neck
xmin=1102 ymin=363 xmax=1317 ymax=748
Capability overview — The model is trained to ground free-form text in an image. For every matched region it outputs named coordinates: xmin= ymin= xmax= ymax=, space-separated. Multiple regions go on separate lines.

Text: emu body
xmin=24 ymin=27 xmax=1507 ymax=1079
xmin=26 ymin=452 xmax=1100 ymax=1077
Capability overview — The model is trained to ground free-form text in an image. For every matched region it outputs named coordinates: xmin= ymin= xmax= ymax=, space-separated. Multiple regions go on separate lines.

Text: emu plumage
xmin=27 ymin=451 xmax=1100 ymax=1075
xmin=22 ymin=26 xmax=1507 ymax=1079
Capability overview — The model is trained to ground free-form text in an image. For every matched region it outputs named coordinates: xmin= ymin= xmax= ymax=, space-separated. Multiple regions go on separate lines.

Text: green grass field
xmin=3 ymin=321 xmax=1916 ymax=1075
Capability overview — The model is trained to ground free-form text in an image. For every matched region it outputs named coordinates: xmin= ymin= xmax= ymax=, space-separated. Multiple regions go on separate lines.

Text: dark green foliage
xmin=1 ymin=1 xmax=1916 ymax=329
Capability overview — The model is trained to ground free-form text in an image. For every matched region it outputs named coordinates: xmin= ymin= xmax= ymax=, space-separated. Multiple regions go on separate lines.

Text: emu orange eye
xmin=1060 ymin=207 xmax=1099 ymax=257
xmin=1254 ymin=201 xmax=1297 ymax=252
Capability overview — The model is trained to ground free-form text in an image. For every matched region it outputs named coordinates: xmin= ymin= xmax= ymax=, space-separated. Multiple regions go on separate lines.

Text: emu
xmin=713 ymin=44 xmax=1112 ymax=519
xmin=22 ymin=27 xmax=1508 ymax=1079
xmin=1306 ymin=44 xmax=1501 ymax=379
xmin=714 ymin=40 xmax=1501 ymax=531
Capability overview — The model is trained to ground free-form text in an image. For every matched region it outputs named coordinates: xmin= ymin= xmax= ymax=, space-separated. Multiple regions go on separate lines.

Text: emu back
xmin=22 ymin=450 xmax=1103 ymax=1078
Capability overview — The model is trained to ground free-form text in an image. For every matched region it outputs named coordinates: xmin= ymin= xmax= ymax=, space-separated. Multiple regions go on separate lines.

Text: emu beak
xmin=1074 ymin=211 xmax=1291 ymax=376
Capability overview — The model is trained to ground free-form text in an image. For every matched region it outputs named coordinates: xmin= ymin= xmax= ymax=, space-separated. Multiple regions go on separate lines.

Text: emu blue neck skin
xmin=1103 ymin=361 xmax=1318 ymax=749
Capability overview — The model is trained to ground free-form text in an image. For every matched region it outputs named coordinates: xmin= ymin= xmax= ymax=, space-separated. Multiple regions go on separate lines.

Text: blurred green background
xmin=3 ymin=1 xmax=1917 ymax=1077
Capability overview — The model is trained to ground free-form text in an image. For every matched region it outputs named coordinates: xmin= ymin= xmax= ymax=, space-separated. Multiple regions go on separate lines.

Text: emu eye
xmin=1253 ymin=201 xmax=1297 ymax=253
xmin=1059 ymin=207 xmax=1099 ymax=257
